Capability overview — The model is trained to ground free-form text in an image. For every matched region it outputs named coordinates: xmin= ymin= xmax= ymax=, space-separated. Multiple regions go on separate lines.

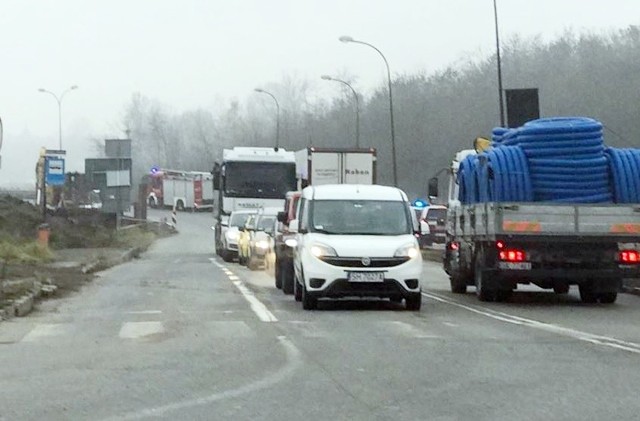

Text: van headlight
xmin=310 ymin=243 xmax=337 ymax=258
xmin=226 ymin=231 xmax=239 ymax=241
xmin=285 ymin=238 xmax=298 ymax=248
xmin=394 ymin=243 xmax=420 ymax=259
xmin=255 ymin=240 xmax=270 ymax=249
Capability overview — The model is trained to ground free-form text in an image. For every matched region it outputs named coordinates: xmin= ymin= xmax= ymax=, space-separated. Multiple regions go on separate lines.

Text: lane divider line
xmin=423 ymin=291 xmax=640 ymax=355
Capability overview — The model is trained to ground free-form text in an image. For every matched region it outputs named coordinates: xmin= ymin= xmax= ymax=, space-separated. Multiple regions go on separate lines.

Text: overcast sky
xmin=0 ymin=0 xmax=638 ymax=186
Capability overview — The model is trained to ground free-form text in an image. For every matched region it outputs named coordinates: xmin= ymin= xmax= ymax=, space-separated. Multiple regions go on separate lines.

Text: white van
xmin=289 ymin=184 xmax=424 ymax=310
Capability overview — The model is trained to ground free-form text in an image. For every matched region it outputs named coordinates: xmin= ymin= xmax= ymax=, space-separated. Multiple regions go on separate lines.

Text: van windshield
xmin=310 ymin=200 xmax=412 ymax=235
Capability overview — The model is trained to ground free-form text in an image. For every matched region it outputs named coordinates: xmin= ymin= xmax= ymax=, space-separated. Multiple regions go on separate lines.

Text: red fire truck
xmin=147 ymin=168 xmax=214 ymax=211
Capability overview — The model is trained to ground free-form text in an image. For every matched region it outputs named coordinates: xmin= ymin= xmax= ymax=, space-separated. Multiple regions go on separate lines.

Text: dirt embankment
xmin=0 ymin=194 xmax=174 ymax=317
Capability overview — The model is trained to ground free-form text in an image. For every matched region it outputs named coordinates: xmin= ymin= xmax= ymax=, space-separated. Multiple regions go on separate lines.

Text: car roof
xmin=302 ymin=184 xmax=408 ymax=201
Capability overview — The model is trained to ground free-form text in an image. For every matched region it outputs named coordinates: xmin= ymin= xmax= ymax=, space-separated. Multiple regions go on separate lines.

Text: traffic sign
xmin=45 ymin=157 xmax=65 ymax=186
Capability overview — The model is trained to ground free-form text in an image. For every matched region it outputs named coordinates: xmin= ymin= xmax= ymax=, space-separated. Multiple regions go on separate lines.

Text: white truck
xmin=294 ymin=147 xmax=377 ymax=188
xmin=213 ymin=147 xmax=297 ymax=257
xmin=433 ymin=149 xmax=640 ymax=304
xmin=275 ymin=147 xmax=378 ymax=294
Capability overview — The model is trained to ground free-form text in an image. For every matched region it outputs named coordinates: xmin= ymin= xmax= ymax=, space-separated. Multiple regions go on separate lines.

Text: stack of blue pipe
xmin=458 ymin=117 xmax=640 ymax=204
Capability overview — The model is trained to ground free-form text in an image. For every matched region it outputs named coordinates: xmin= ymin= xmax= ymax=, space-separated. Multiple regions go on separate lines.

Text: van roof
xmin=304 ymin=184 xmax=408 ymax=201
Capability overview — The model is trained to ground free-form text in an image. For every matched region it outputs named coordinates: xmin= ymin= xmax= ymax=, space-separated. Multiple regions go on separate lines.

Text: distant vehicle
xmin=216 ymin=209 xmax=258 ymax=262
xmin=289 ymin=184 xmax=425 ymax=311
xmin=212 ymin=147 xmax=297 ymax=258
xmin=238 ymin=207 xmax=279 ymax=270
xmin=147 ymin=168 xmax=213 ymax=211
xmin=294 ymin=147 xmax=377 ymax=188
xmin=419 ymin=205 xmax=447 ymax=247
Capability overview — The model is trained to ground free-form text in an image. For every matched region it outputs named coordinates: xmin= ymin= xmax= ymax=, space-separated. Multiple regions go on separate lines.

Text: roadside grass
xmin=0 ymin=239 xmax=53 ymax=264
xmin=113 ymin=225 xmax=159 ymax=250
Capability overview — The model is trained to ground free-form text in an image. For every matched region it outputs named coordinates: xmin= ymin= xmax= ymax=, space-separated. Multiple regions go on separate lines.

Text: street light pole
xmin=321 ymin=75 xmax=360 ymax=148
xmin=340 ymin=35 xmax=397 ymax=186
xmin=493 ymin=0 xmax=506 ymax=127
xmin=38 ymin=85 xmax=79 ymax=150
xmin=254 ymin=88 xmax=280 ymax=150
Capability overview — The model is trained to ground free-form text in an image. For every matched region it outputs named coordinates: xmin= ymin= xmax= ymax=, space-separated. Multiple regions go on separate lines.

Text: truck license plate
xmin=498 ymin=262 xmax=532 ymax=270
xmin=348 ymin=272 xmax=384 ymax=282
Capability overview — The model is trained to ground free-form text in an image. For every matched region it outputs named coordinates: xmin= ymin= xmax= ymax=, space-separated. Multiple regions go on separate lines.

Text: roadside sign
xmin=45 ymin=157 xmax=65 ymax=185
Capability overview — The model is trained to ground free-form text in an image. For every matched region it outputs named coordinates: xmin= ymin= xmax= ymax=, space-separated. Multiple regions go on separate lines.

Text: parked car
xmin=216 ymin=209 xmax=258 ymax=262
xmin=238 ymin=207 xmax=280 ymax=270
xmin=289 ymin=184 xmax=425 ymax=310
xmin=419 ymin=205 xmax=447 ymax=247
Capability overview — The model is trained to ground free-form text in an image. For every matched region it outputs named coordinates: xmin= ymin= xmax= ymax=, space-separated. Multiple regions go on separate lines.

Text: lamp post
xmin=321 ymin=75 xmax=360 ymax=148
xmin=493 ymin=0 xmax=505 ymax=127
xmin=339 ymin=35 xmax=397 ymax=186
xmin=38 ymin=85 xmax=78 ymax=150
xmin=254 ymin=88 xmax=280 ymax=150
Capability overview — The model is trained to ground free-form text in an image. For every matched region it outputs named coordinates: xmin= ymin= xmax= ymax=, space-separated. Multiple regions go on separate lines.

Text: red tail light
xmin=619 ymin=250 xmax=640 ymax=264
xmin=499 ymin=249 xmax=526 ymax=262
xmin=449 ymin=242 xmax=459 ymax=251
xmin=496 ymin=241 xmax=505 ymax=249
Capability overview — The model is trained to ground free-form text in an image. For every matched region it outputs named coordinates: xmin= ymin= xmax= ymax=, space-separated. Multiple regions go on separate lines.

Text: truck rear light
xmin=499 ymin=249 xmax=526 ymax=262
xmin=496 ymin=241 xmax=505 ymax=249
xmin=619 ymin=250 xmax=640 ymax=264
xmin=448 ymin=242 xmax=459 ymax=251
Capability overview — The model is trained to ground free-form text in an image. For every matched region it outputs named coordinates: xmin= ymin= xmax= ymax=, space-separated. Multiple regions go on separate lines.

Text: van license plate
xmin=348 ymin=272 xmax=384 ymax=282
xmin=498 ymin=262 xmax=532 ymax=270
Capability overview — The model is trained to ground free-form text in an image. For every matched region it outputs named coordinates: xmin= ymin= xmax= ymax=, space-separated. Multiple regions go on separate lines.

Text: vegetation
xmin=122 ymin=26 xmax=640 ymax=198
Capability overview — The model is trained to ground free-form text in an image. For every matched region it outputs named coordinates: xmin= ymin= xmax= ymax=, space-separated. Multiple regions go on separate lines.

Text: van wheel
xmin=221 ymin=250 xmax=233 ymax=263
xmin=405 ymin=293 xmax=422 ymax=311
xmin=294 ymin=273 xmax=302 ymax=302
xmin=579 ymin=283 xmax=598 ymax=304
xmin=274 ymin=260 xmax=282 ymax=289
xmin=450 ymin=276 xmax=467 ymax=294
xmin=302 ymin=282 xmax=317 ymax=310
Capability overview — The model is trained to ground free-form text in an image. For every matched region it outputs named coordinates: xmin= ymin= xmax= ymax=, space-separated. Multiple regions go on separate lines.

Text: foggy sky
xmin=0 ymin=0 xmax=638 ymax=187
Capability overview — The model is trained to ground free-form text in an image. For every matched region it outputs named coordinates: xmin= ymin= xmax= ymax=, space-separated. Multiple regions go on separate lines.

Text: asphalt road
xmin=2 ymin=210 xmax=640 ymax=420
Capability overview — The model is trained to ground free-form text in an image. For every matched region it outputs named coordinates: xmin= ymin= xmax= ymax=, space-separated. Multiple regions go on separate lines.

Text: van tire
xmin=302 ymin=282 xmax=317 ymax=310
xmin=405 ymin=293 xmax=422 ymax=311
xmin=282 ymin=263 xmax=294 ymax=295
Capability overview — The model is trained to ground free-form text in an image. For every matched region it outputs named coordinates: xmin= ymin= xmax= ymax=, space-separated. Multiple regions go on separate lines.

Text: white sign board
xmin=343 ymin=153 xmax=374 ymax=184
xmin=310 ymin=152 xmax=341 ymax=185
xmin=106 ymin=170 xmax=131 ymax=187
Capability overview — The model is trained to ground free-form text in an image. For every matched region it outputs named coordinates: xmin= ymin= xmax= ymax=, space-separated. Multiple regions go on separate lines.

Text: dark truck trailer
xmin=443 ymin=201 xmax=640 ymax=303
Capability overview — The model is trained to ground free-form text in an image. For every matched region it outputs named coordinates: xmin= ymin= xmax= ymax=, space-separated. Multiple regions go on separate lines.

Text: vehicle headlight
xmin=285 ymin=238 xmax=298 ymax=248
xmin=394 ymin=243 xmax=420 ymax=259
xmin=255 ymin=240 xmax=270 ymax=249
xmin=310 ymin=243 xmax=337 ymax=258
xmin=226 ymin=231 xmax=239 ymax=241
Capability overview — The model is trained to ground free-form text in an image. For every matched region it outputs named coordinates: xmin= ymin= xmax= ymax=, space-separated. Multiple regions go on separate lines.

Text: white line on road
xmin=104 ymin=336 xmax=301 ymax=421
xmin=232 ymin=280 xmax=278 ymax=322
xmin=119 ymin=322 xmax=165 ymax=339
xmin=126 ymin=310 xmax=162 ymax=315
xmin=423 ymin=291 xmax=640 ymax=355
xmin=22 ymin=324 xmax=67 ymax=342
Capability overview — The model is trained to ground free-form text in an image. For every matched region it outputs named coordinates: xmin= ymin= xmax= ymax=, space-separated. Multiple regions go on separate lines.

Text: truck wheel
xmin=598 ymin=292 xmax=617 ymax=304
xmin=274 ymin=259 xmax=282 ymax=289
xmin=450 ymin=276 xmax=467 ymax=294
xmin=405 ymin=293 xmax=422 ymax=311
xmin=176 ymin=200 xmax=185 ymax=211
xmin=553 ymin=284 xmax=570 ymax=294
xmin=282 ymin=263 xmax=294 ymax=295
xmin=579 ymin=283 xmax=598 ymax=304
xmin=474 ymin=249 xmax=495 ymax=302
xmin=495 ymin=290 xmax=512 ymax=302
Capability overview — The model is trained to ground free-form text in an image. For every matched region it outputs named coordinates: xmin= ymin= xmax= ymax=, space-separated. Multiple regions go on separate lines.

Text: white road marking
xmin=232 ymin=280 xmax=278 ymax=322
xmin=382 ymin=321 xmax=440 ymax=339
xmin=104 ymin=336 xmax=301 ymax=421
xmin=21 ymin=324 xmax=68 ymax=342
xmin=126 ymin=310 xmax=162 ymax=315
xmin=119 ymin=322 xmax=165 ymax=339
xmin=211 ymin=261 xmax=278 ymax=322
xmin=424 ymin=291 xmax=640 ymax=355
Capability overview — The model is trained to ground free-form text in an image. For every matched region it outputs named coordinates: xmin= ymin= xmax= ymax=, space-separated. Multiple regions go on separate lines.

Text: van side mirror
xmin=288 ymin=219 xmax=299 ymax=233
xmin=277 ymin=211 xmax=287 ymax=224
xmin=428 ymin=177 xmax=439 ymax=198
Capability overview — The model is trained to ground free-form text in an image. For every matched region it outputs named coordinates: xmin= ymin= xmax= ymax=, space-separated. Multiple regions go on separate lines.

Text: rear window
xmin=426 ymin=208 xmax=447 ymax=221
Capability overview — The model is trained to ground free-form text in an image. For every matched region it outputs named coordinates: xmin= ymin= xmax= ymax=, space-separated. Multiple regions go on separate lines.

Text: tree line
xmin=122 ymin=25 xmax=640 ymax=199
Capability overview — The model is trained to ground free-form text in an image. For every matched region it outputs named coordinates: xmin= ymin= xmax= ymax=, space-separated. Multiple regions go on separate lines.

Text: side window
xmin=298 ymin=198 xmax=308 ymax=232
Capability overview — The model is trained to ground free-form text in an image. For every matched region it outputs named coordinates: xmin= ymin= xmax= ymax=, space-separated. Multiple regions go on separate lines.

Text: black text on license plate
xmin=348 ymin=272 xmax=384 ymax=282
xmin=498 ymin=262 xmax=532 ymax=270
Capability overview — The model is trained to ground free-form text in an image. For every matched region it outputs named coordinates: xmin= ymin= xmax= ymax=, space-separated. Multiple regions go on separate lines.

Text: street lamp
xmin=339 ymin=35 xmax=397 ymax=186
xmin=38 ymin=85 xmax=79 ymax=150
xmin=254 ymin=88 xmax=280 ymax=150
xmin=321 ymin=75 xmax=360 ymax=148
xmin=493 ymin=0 xmax=506 ymax=127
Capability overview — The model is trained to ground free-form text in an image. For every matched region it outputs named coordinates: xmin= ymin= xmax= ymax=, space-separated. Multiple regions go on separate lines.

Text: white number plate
xmin=498 ymin=262 xmax=532 ymax=270
xmin=348 ymin=272 xmax=384 ymax=282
